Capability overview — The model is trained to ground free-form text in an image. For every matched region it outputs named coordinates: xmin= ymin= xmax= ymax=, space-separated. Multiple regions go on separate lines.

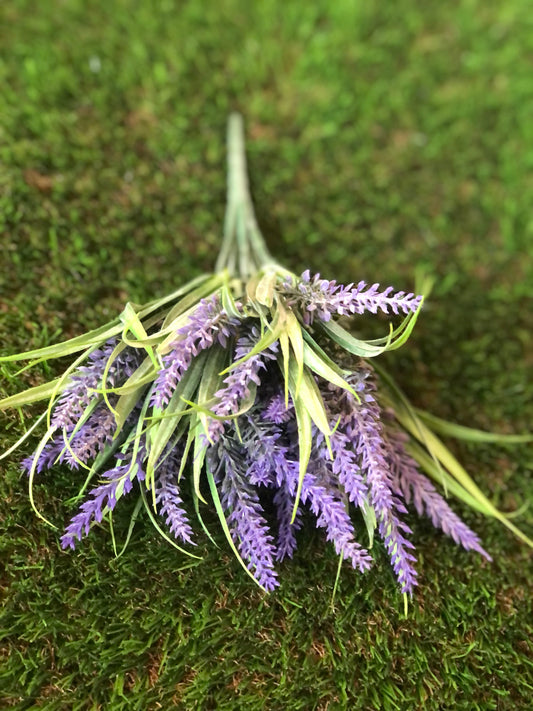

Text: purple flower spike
xmin=280 ymin=271 xmax=422 ymax=326
xmin=209 ymin=441 xmax=279 ymax=591
xmin=278 ymin=457 xmax=373 ymax=574
xmin=273 ymin=481 xmax=303 ymax=561
xmin=60 ymin=451 xmax=145 ymax=549
xmin=386 ymin=431 xmax=492 ymax=561
xmin=154 ymin=450 xmax=195 ymax=545
xmin=52 ymin=341 xmax=140 ymax=429
xmin=208 ymin=328 xmax=278 ymax=442
xmin=58 ymin=403 xmax=117 ymax=469
xmin=152 ymin=295 xmax=240 ymax=409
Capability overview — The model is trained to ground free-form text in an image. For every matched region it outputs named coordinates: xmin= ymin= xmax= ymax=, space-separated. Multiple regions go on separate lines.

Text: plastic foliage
xmin=1 ymin=114 xmax=531 ymax=603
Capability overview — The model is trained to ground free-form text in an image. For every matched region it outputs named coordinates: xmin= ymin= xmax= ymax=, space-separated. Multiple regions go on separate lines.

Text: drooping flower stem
xmin=216 ymin=113 xmax=278 ymax=280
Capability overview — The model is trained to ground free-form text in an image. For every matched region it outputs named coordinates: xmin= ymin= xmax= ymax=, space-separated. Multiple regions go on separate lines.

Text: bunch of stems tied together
xmin=1 ymin=114 xmax=531 ymax=603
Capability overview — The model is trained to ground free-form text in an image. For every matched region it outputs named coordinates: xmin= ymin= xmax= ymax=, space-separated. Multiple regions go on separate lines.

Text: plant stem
xmin=216 ymin=113 xmax=275 ymax=279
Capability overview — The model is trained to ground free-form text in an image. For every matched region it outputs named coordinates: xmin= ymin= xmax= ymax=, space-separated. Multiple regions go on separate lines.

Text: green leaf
xmin=414 ymin=409 xmax=533 ymax=444
xmin=196 ymin=347 xmax=228 ymax=441
xmin=0 ymin=411 xmax=48 ymax=460
xmin=0 ymin=273 xmax=214 ymax=366
xmin=255 ymin=269 xmax=278 ymax=307
xmin=287 ymin=371 xmax=313 ymax=524
xmin=0 ymin=378 xmax=63 ymax=411
xmin=113 ymin=357 xmax=155 ymax=431
xmin=320 ymin=319 xmax=393 ymax=358
xmin=120 ymin=303 xmax=159 ymax=370
xmin=288 ymin=362 xmax=331 ymax=437
xmin=192 ymin=418 xmax=208 ymax=505
xmin=360 ymin=500 xmax=377 ymax=548
xmin=285 ymin=309 xmax=304 ymax=397
xmin=0 ymin=321 xmax=122 ymax=364
xmin=302 ymin=339 xmax=358 ymax=400
xmin=279 ymin=330 xmax=290 ymax=408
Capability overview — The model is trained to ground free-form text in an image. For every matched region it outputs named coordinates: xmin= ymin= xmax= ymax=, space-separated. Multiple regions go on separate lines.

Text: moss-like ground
xmin=1 ymin=1 xmax=532 ymax=709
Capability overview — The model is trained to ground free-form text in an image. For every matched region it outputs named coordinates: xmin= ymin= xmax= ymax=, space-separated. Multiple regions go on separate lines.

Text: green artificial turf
xmin=1 ymin=1 xmax=532 ymax=709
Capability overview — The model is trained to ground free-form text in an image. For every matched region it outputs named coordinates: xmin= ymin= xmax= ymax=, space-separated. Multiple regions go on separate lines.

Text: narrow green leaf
xmin=192 ymin=420 xmax=208 ymax=505
xmin=320 ymin=319 xmax=393 ymax=358
xmin=414 ymin=409 xmax=533 ymax=444
xmin=0 ymin=379 xmax=63 ymax=411
xmin=0 ymin=411 xmax=48 ymax=460
xmin=0 ymin=321 xmax=122 ymax=363
xmin=285 ymin=310 xmax=304 ymax=397
xmin=360 ymin=500 xmax=377 ymax=547
xmin=279 ymin=330 xmax=290 ymax=408
xmin=302 ymin=340 xmax=358 ymax=400
xmin=287 ymin=379 xmax=313 ymax=524
xmin=120 ymin=303 xmax=159 ymax=370
xmin=288 ymin=362 xmax=331 ymax=437
xmin=27 ymin=426 xmax=59 ymax=529
xmin=113 ymin=358 xmax=154 ymax=431
xmin=255 ymin=269 xmax=278 ymax=307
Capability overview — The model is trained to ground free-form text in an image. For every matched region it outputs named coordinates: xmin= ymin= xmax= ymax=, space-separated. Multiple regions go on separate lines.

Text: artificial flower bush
xmin=1 ymin=114 xmax=531 ymax=598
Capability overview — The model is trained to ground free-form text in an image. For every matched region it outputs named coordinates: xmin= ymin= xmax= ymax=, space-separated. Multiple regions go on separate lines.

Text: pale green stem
xmin=216 ymin=113 xmax=276 ymax=279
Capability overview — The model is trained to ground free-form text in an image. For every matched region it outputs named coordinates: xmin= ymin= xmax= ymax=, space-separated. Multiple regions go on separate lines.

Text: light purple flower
xmin=207 ymin=327 xmax=278 ymax=442
xmin=385 ymin=430 xmax=492 ymax=560
xmin=154 ymin=449 xmax=195 ymax=545
xmin=280 ymin=270 xmax=422 ymax=325
xmin=321 ymin=370 xmax=418 ymax=594
xmin=52 ymin=340 xmax=140 ymax=429
xmin=152 ymin=295 xmax=241 ymax=409
xmin=61 ymin=448 xmax=145 ymax=549
xmin=209 ymin=436 xmax=279 ymax=591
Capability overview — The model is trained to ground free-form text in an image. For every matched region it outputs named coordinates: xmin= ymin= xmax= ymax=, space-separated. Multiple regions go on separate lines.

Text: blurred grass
xmin=1 ymin=0 xmax=532 ymax=709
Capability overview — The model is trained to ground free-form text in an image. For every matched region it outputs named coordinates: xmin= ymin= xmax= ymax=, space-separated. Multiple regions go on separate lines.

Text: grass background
xmin=1 ymin=0 xmax=532 ymax=708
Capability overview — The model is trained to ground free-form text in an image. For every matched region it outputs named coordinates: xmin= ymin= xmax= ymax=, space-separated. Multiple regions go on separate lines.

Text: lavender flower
xmin=386 ymin=431 xmax=491 ymax=560
xmin=58 ymin=403 xmax=117 ymax=469
xmin=52 ymin=341 xmax=140 ymax=429
xmin=209 ymin=436 xmax=279 ymax=591
xmin=320 ymin=371 xmax=418 ymax=593
xmin=61 ymin=450 xmax=145 ymax=549
xmin=280 ymin=270 xmax=422 ymax=326
xmin=152 ymin=296 xmax=240 ymax=409
xmin=207 ymin=327 xmax=278 ymax=442
xmin=154 ymin=450 xmax=195 ymax=545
